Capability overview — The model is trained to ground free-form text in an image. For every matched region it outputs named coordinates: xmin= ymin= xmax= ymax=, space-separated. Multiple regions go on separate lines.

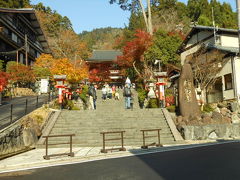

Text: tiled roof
xmin=87 ymin=50 xmax=122 ymax=62
xmin=191 ymin=25 xmax=237 ymax=34
xmin=178 ymin=25 xmax=238 ymax=53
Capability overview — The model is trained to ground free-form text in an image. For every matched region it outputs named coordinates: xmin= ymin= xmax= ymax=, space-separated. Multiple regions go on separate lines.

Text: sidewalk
xmin=0 ymin=139 xmax=238 ymax=174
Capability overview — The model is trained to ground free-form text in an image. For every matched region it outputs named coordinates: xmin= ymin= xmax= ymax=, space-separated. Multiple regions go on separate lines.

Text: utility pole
xmin=212 ymin=7 xmax=217 ymax=44
xmin=25 ymin=34 xmax=28 ymax=66
xmin=237 ymin=0 xmax=240 ymax=55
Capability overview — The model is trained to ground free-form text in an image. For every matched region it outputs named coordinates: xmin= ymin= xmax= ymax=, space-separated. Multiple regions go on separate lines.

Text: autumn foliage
xmin=8 ymin=64 xmax=35 ymax=86
xmin=0 ymin=71 xmax=9 ymax=92
xmin=34 ymin=54 xmax=89 ymax=84
xmin=117 ymin=30 xmax=152 ymax=68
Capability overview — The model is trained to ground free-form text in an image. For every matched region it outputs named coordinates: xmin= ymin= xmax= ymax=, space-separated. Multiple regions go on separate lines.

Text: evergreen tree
xmin=145 ymin=29 xmax=182 ymax=66
xmin=0 ymin=0 xmax=30 ymax=8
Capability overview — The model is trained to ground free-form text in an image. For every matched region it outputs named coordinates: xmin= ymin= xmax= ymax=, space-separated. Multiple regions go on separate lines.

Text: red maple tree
xmin=117 ymin=30 xmax=153 ymax=78
xmin=0 ymin=72 xmax=9 ymax=92
xmin=8 ymin=64 xmax=35 ymax=86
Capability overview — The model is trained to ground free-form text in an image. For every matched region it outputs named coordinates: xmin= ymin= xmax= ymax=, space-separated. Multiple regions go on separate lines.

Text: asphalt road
xmin=0 ymin=95 xmax=50 ymax=129
xmin=1 ymin=142 xmax=240 ymax=180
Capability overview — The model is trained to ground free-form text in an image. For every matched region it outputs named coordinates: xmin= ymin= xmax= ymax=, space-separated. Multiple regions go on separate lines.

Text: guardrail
xmin=140 ymin=129 xmax=162 ymax=149
xmin=43 ymin=134 xmax=75 ymax=160
xmin=100 ymin=131 xmax=126 ymax=153
xmin=0 ymin=93 xmax=55 ymax=130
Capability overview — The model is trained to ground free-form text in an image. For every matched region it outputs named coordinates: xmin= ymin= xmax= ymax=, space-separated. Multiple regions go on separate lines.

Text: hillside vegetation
xmin=79 ymin=27 xmax=123 ymax=50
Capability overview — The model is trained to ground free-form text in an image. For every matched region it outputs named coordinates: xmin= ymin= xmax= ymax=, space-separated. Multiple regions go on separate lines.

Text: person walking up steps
xmin=115 ymin=86 xmax=120 ymax=100
xmin=123 ymin=84 xmax=132 ymax=109
xmin=102 ymin=86 xmax=107 ymax=101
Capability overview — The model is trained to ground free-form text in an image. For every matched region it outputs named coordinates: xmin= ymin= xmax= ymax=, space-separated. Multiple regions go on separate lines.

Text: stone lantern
xmin=147 ymin=78 xmax=157 ymax=99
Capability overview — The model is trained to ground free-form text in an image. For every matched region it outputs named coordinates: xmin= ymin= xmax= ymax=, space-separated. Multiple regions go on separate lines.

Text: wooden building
xmin=86 ymin=50 xmax=123 ymax=85
xmin=0 ymin=8 xmax=50 ymax=66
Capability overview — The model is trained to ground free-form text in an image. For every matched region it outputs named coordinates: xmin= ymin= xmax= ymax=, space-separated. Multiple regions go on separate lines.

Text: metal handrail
xmin=43 ymin=134 xmax=75 ymax=160
xmin=100 ymin=131 xmax=126 ymax=153
xmin=140 ymin=129 xmax=162 ymax=149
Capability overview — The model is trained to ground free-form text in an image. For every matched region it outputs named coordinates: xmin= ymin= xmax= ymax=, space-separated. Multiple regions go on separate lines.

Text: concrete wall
xmin=0 ymin=109 xmax=52 ymax=158
xmin=183 ymin=124 xmax=240 ymax=140
xmin=0 ymin=121 xmax=37 ymax=157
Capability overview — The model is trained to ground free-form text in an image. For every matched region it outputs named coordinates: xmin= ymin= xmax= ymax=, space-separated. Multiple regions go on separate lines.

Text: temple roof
xmin=87 ymin=50 xmax=122 ymax=62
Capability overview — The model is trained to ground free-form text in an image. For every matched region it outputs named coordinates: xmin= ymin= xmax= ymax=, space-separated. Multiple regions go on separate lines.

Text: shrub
xmin=166 ymin=105 xmax=176 ymax=112
xmin=165 ymin=95 xmax=175 ymax=106
xmin=63 ymin=99 xmax=74 ymax=110
xmin=165 ymin=88 xmax=175 ymax=106
xmin=79 ymin=85 xmax=89 ymax=109
xmin=147 ymin=98 xmax=158 ymax=108
xmin=137 ymin=88 xmax=147 ymax=103
xmin=72 ymin=106 xmax=80 ymax=110
xmin=203 ymin=104 xmax=214 ymax=112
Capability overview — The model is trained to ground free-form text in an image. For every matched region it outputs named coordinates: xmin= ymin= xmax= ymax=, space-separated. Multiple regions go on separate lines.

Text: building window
xmin=224 ymin=73 xmax=233 ymax=90
xmin=11 ymin=32 xmax=18 ymax=43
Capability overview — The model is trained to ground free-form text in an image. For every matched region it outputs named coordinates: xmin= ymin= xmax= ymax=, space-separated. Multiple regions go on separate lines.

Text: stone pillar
xmin=178 ymin=64 xmax=200 ymax=120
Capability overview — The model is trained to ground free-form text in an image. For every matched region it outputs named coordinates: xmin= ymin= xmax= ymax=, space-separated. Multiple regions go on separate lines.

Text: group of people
xmin=101 ymin=84 xmax=120 ymax=101
xmin=87 ymin=81 xmax=134 ymax=110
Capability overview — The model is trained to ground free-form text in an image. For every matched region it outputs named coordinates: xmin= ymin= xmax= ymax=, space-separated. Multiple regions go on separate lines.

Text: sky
xmin=31 ymin=0 xmax=235 ymax=34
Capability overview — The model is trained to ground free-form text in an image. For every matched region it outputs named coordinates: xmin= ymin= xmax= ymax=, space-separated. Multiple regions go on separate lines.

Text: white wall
xmin=234 ymin=57 xmax=240 ymax=101
xmin=217 ymin=57 xmax=235 ymax=100
xmin=220 ymin=35 xmax=239 ymax=47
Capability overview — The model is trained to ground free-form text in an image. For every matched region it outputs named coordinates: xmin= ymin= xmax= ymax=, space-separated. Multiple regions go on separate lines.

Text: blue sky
xmin=31 ymin=0 xmax=235 ymax=34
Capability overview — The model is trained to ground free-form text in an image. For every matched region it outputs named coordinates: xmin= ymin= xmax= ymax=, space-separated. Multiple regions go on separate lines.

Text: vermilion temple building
xmin=0 ymin=8 xmax=50 ymax=66
xmin=86 ymin=50 xmax=124 ymax=85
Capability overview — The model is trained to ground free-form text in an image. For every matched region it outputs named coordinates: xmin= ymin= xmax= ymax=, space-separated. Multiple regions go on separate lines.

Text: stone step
xmin=46 ymin=133 xmax=174 ymax=140
xmin=53 ymin=121 xmax=168 ymax=126
xmin=51 ymin=129 xmax=173 ymax=134
xmin=59 ymin=112 xmax=164 ymax=115
xmin=37 ymin=140 xmax=176 ymax=148
xmin=50 ymin=128 xmax=172 ymax=133
xmin=42 ymin=90 xmax=176 ymax=148
xmin=47 ymin=138 xmax=174 ymax=144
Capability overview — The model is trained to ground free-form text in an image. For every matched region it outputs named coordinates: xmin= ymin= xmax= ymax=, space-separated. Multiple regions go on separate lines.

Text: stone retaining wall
xmin=183 ymin=124 xmax=240 ymax=140
xmin=0 ymin=108 xmax=52 ymax=158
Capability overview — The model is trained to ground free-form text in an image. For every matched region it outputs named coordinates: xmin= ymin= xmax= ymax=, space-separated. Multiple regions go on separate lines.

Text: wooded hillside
xmin=79 ymin=27 xmax=123 ymax=50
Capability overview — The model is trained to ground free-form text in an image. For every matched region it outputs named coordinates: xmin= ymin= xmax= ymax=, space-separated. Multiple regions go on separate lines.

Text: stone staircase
xmin=42 ymin=90 xmax=176 ymax=147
